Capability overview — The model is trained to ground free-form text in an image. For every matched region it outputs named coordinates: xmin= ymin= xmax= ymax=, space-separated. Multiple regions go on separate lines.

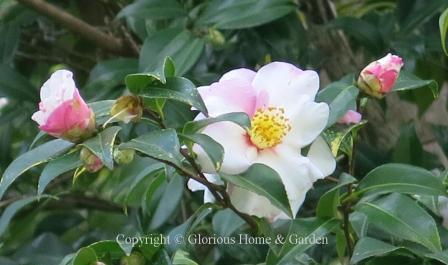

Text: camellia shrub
xmin=2 ymin=0 xmax=448 ymax=265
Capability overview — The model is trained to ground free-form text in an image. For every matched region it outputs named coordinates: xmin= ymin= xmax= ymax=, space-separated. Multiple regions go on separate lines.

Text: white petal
xmin=283 ymin=101 xmax=329 ymax=148
xmin=255 ymin=144 xmax=314 ymax=217
xmin=204 ymin=189 xmax=216 ymax=203
xmin=187 ymin=179 xmax=206 ymax=192
xmin=220 ymin=68 xmax=256 ymax=83
xmin=228 ymin=184 xmax=281 ymax=221
xmin=41 ymin=70 xmax=76 ymax=102
xmin=307 ymin=137 xmax=336 ymax=179
xmin=252 ymin=62 xmax=320 ymax=110
xmin=195 ymin=122 xmax=256 ymax=175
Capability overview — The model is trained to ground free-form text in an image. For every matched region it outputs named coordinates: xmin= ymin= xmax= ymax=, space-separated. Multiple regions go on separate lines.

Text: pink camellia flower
xmin=357 ymin=53 xmax=404 ymax=98
xmin=338 ymin=110 xmax=362 ymax=125
xmin=187 ymin=62 xmax=336 ymax=220
xmin=31 ymin=70 xmax=95 ymax=142
xmin=80 ymin=147 xmax=103 ymax=173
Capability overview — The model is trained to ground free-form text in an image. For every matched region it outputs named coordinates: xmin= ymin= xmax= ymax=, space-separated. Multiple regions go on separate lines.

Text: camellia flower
xmin=188 ymin=62 xmax=336 ymax=220
xmin=338 ymin=110 xmax=362 ymax=125
xmin=31 ymin=70 xmax=95 ymax=142
xmin=80 ymin=147 xmax=103 ymax=173
xmin=357 ymin=53 xmax=404 ymax=98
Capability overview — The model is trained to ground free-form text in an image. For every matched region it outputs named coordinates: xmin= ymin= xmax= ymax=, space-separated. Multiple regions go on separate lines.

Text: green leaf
xmin=88 ymin=240 xmax=125 ymax=259
xmin=139 ymin=28 xmax=205 ymax=76
xmin=127 ymin=57 xmax=175 ymax=90
xmin=351 ymin=237 xmax=401 ymax=264
xmin=183 ymin=112 xmax=250 ymax=134
xmin=398 ymin=0 xmax=448 ymax=34
xmin=180 ymin=133 xmax=224 ymax=170
xmin=88 ymin=100 xmax=116 ymax=126
xmin=212 ymin=208 xmax=245 ymax=237
xmin=323 ymin=121 xmax=367 ymax=157
xmin=197 ymin=0 xmax=294 ymax=29
xmin=117 ymin=0 xmax=187 ymax=20
xmin=316 ymin=75 xmax=359 ymax=127
xmin=85 ymin=58 xmax=138 ymax=91
xmin=137 ymin=77 xmax=208 ymax=116
xmin=357 ymin=163 xmax=446 ymax=196
xmin=72 ymin=247 xmax=98 ymax=265
xmin=0 ymin=195 xmax=51 ymax=237
xmin=150 ymin=174 xmax=185 ymax=229
xmin=173 ymin=250 xmax=199 ymax=265
xmin=119 ymin=129 xmax=182 ymax=167
xmin=81 ymin=126 xmax=121 ymax=170
xmin=426 ymin=250 xmax=448 ymax=264
xmin=355 ymin=193 xmax=441 ymax=252
xmin=440 ymin=7 xmax=448 ymax=56
xmin=0 ymin=64 xmax=37 ymax=101
xmin=392 ymin=72 xmax=438 ymax=97
xmin=38 ymin=151 xmax=82 ymax=195
xmin=220 ymin=163 xmax=292 ymax=217
xmin=267 ymin=218 xmax=338 ymax=265
xmin=0 ymin=139 xmax=74 ymax=200
xmin=316 ymin=173 xmax=356 ymax=218
xmin=0 ymin=23 xmax=20 ymax=63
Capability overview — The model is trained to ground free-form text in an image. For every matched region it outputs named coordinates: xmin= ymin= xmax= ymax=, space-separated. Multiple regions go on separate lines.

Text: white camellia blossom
xmin=187 ymin=62 xmax=336 ymax=220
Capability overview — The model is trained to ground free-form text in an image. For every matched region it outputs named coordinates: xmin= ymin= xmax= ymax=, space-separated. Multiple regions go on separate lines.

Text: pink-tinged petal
xmin=255 ymin=144 xmax=314 ymax=217
xmin=283 ymin=100 xmax=329 ymax=148
xmin=378 ymin=69 xmax=398 ymax=93
xmin=338 ymin=110 xmax=362 ymax=125
xmin=39 ymin=91 xmax=92 ymax=137
xmin=40 ymin=70 xmax=76 ymax=102
xmin=219 ymin=68 xmax=256 ymax=83
xmin=197 ymin=79 xmax=257 ymax=117
xmin=194 ymin=122 xmax=256 ymax=174
xmin=228 ymin=184 xmax=281 ymax=221
xmin=252 ymin=62 xmax=320 ymax=109
xmin=306 ymin=137 xmax=336 ymax=179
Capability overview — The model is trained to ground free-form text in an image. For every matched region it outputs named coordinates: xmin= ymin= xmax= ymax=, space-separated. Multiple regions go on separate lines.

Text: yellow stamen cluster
xmin=249 ymin=107 xmax=291 ymax=149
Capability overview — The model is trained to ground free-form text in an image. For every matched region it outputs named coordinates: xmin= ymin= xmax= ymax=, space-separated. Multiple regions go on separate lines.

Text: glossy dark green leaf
xmin=150 ymin=174 xmax=184 ymax=229
xmin=38 ymin=151 xmax=82 ymax=195
xmin=0 ymin=64 xmax=37 ymax=101
xmin=355 ymin=193 xmax=441 ymax=252
xmin=267 ymin=218 xmax=338 ymax=265
xmin=72 ymin=247 xmax=98 ymax=265
xmin=351 ymin=237 xmax=401 ymax=264
xmin=88 ymin=100 xmax=116 ymax=125
xmin=398 ymin=0 xmax=447 ymax=34
xmin=117 ymin=0 xmax=187 ymax=20
xmin=0 ymin=139 xmax=74 ymax=200
xmin=316 ymin=173 xmax=356 ymax=218
xmin=212 ymin=208 xmax=245 ymax=237
xmin=426 ymin=250 xmax=448 ymax=264
xmin=392 ymin=72 xmax=438 ymax=97
xmin=81 ymin=126 xmax=121 ymax=170
xmin=137 ymin=77 xmax=208 ymax=116
xmin=173 ymin=250 xmax=199 ymax=265
xmin=316 ymin=75 xmax=358 ymax=127
xmin=357 ymin=163 xmax=446 ymax=196
xmin=220 ymin=163 xmax=292 ymax=217
xmin=197 ymin=0 xmax=294 ymax=29
xmin=181 ymin=133 xmax=224 ymax=170
xmin=0 ymin=195 xmax=51 ymax=237
xmin=440 ymin=7 xmax=448 ymax=56
xmin=139 ymin=28 xmax=204 ymax=76
xmin=183 ymin=112 xmax=250 ymax=134
xmin=88 ymin=240 xmax=125 ymax=259
xmin=85 ymin=58 xmax=138 ymax=91
xmin=119 ymin=129 xmax=182 ymax=167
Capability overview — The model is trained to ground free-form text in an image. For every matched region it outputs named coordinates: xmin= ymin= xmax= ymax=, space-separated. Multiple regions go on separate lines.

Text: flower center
xmin=249 ymin=107 xmax=291 ymax=149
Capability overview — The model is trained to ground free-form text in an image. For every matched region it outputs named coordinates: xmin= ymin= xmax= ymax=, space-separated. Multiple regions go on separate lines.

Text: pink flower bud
xmin=80 ymin=147 xmax=103 ymax=173
xmin=31 ymin=70 xmax=95 ymax=142
xmin=338 ymin=110 xmax=362 ymax=125
xmin=110 ymin=95 xmax=142 ymax=123
xmin=357 ymin=53 xmax=404 ymax=98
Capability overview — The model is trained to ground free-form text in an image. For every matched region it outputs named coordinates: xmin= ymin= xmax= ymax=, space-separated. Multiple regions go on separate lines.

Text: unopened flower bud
xmin=110 ymin=95 xmax=143 ymax=123
xmin=31 ymin=70 xmax=96 ymax=143
xmin=113 ymin=149 xmax=135 ymax=165
xmin=357 ymin=53 xmax=403 ymax=98
xmin=206 ymin=28 xmax=225 ymax=47
xmin=80 ymin=147 xmax=103 ymax=173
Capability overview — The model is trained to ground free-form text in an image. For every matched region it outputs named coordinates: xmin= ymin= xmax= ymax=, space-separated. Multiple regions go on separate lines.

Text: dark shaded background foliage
xmin=1 ymin=0 xmax=448 ymax=264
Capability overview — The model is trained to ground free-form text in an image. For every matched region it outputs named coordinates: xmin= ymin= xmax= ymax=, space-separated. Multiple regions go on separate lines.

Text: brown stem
xmin=15 ymin=0 xmax=136 ymax=56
